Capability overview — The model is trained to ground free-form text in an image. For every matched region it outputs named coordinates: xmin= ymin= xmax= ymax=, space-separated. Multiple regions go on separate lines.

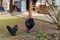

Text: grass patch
xmin=0 ymin=17 xmax=24 ymax=35
xmin=0 ymin=17 xmax=23 ymax=28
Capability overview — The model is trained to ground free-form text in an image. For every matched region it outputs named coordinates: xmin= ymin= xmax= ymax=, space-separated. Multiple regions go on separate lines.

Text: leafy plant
xmin=36 ymin=31 xmax=47 ymax=40
xmin=37 ymin=0 xmax=60 ymax=30
xmin=36 ymin=31 xmax=59 ymax=40
xmin=46 ymin=0 xmax=60 ymax=30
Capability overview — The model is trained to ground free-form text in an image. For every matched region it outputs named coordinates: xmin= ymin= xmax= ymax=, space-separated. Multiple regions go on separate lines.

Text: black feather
xmin=7 ymin=25 xmax=18 ymax=36
xmin=25 ymin=18 xmax=35 ymax=32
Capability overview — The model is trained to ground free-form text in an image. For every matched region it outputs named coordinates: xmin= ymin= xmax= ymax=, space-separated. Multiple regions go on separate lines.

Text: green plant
xmin=37 ymin=0 xmax=60 ymax=30
xmin=36 ymin=31 xmax=47 ymax=40
xmin=0 ymin=34 xmax=5 ymax=38
xmin=46 ymin=0 xmax=60 ymax=30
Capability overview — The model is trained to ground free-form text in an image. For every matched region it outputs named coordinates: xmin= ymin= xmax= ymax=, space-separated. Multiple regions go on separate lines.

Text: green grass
xmin=0 ymin=17 xmax=24 ymax=37
xmin=0 ymin=17 xmax=23 ymax=28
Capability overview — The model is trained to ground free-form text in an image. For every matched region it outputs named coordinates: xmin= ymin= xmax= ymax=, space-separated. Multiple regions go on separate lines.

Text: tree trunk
xmin=10 ymin=0 xmax=13 ymax=13
xmin=29 ymin=0 xmax=32 ymax=18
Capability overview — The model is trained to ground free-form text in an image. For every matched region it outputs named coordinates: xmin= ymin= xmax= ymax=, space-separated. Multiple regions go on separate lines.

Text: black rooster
xmin=25 ymin=18 xmax=35 ymax=33
xmin=7 ymin=25 xmax=18 ymax=36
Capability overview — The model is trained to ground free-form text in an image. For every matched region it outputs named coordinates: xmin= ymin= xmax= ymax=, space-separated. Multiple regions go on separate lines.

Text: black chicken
xmin=25 ymin=18 xmax=35 ymax=33
xmin=7 ymin=25 xmax=18 ymax=36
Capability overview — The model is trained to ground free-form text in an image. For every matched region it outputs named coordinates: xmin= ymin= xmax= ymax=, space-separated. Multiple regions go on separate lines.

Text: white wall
xmin=21 ymin=0 xmax=26 ymax=12
xmin=36 ymin=0 xmax=52 ymax=6
xmin=15 ymin=0 xmax=20 ymax=1
xmin=55 ymin=0 xmax=60 ymax=6
xmin=36 ymin=0 xmax=46 ymax=7
xmin=37 ymin=0 xmax=46 ymax=5
xmin=37 ymin=0 xmax=60 ymax=6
